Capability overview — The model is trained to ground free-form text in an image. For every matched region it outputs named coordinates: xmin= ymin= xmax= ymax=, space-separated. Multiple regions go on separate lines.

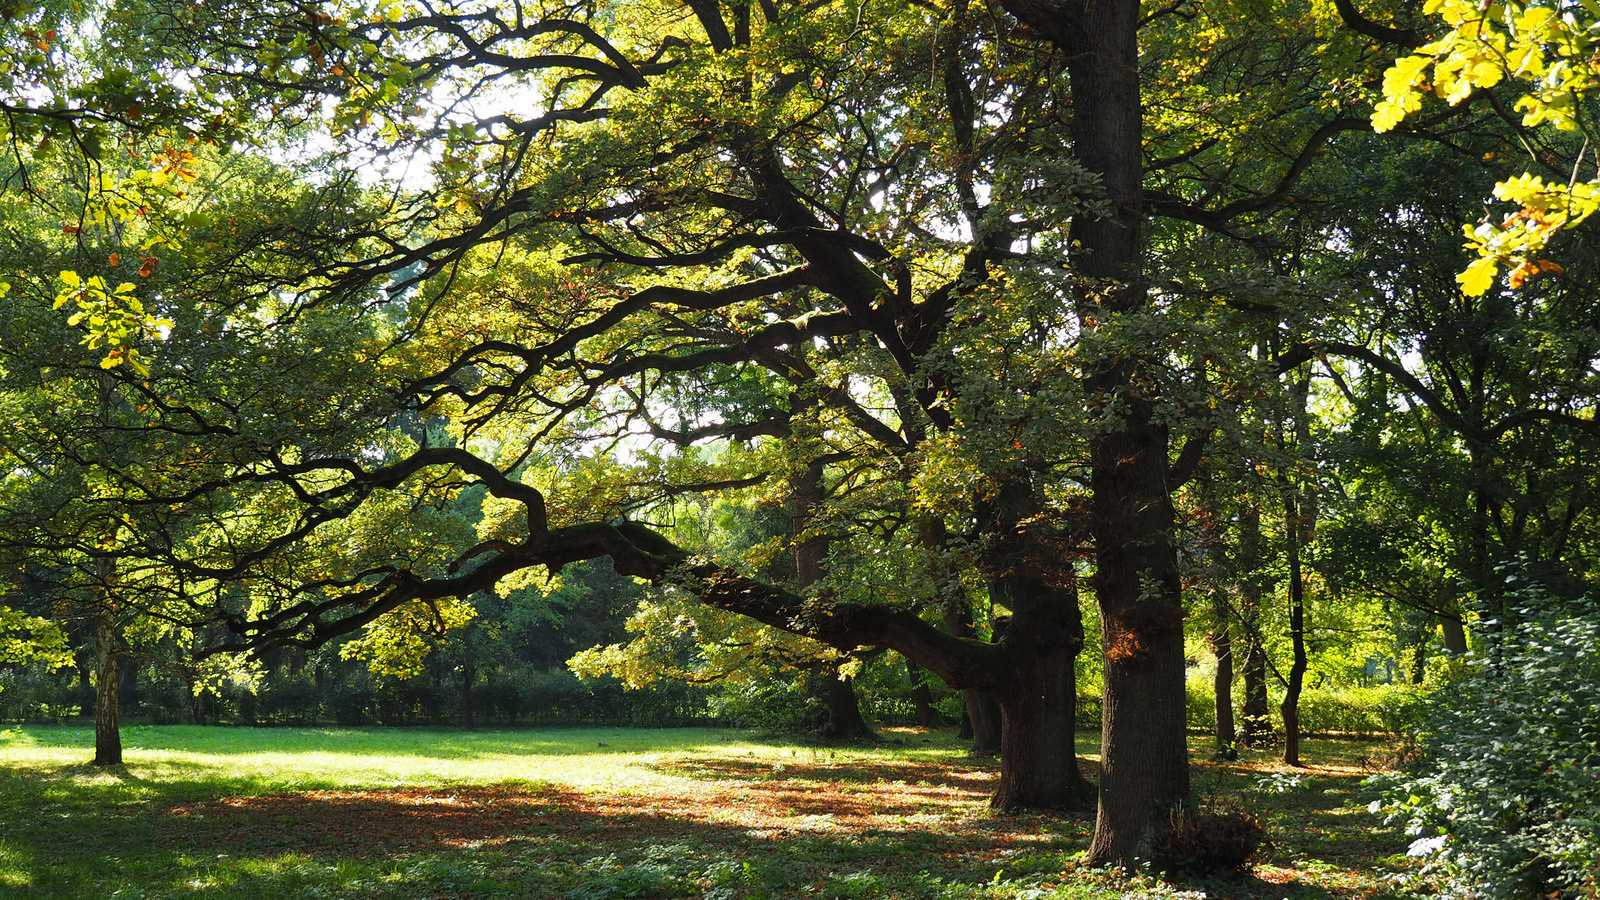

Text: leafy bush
xmin=1371 ymin=579 xmax=1600 ymax=899
xmin=1295 ymin=684 xmax=1425 ymax=737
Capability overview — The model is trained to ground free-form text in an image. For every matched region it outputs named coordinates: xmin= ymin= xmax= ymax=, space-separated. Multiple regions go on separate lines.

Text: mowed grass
xmin=0 ymin=724 xmax=1413 ymax=900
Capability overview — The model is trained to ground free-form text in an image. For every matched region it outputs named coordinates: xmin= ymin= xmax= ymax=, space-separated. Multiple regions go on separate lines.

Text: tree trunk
xmin=1235 ymin=506 xmax=1275 ymax=748
xmin=1238 ymin=634 xmax=1273 ymax=747
xmin=966 ymin=690 xmax=1003 ymax=756
xmin=906 ymin=660 xmax=943 ymax=728
xmin=806 ymin=668 xmax=877 ymax=743
xmin=93 ymin=606 xmax=122 ymax=766
xmin=1280 ymin=369 xmax=1314 ymax=766
xmin=1015 ymin=0 xmax=1193 ymax=863
xmin=460 ymin=647 xmax=477 ymax=732
xmin=1441 ymin=614 xmax=1468 ymax=655
xmin=923 ymin=517 xmax=1002 ymax=756
xmin=1281 ymin=496 xmax=1308 ymax=766
xmin=991 ymin=639 xmax=1094 ymax=809
xmin=988 ymin=577 xmax=1095 ymax=811
xmin=1209 ymin=601 xmax=1236 ymax=759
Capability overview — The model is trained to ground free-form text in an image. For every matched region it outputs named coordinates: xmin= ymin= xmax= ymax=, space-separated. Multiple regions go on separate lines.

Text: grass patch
xmin=0 ymin=725 xmax=1411 ymax=899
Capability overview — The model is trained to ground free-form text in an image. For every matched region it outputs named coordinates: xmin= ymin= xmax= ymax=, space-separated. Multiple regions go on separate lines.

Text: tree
xmin=13 ymin=0 xmax=1465 ymax=866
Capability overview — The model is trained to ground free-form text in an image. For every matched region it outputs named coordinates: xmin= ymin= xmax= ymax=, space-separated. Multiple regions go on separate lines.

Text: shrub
xmin=1151 ymin=802 xmax=1266 ymax=876
xmin=1371 ymin=577 xmax=1600 ymax=899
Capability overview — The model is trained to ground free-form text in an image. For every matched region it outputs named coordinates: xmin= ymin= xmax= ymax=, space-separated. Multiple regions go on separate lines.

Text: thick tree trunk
xmin=991 ymin=640 xmax=1094 ymax=809
xmin=806 ymin=668 xmax=877 ymax=743
xmin=93 ymin=606 xmax=122 ymax=766
xmin=988 ymin=577 xmax=1095 ymax=811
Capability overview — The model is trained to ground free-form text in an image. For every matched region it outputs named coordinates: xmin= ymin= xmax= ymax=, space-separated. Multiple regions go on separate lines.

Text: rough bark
xmin=981 ymin=486 xmax=1095 ymax=812
xmin=1238 ymin=634 xmax=1273 ymax=747
xmin=943 ymin=598 xmax=1002 ymax=756
xmin=1235 ymin=506 xmax=1275 ymax=749
xmin=996 ymin=0 xmax=1190 ymax=860
xmin=789 ymin=452 xmax=879 ymax=745
xmin=805 ymin=668 xmax=877 ymax=743
xmin=921 ymin=517 xmax=1003 ymax=757
xmin=991 ymin=636 xmax=1091 ymax=809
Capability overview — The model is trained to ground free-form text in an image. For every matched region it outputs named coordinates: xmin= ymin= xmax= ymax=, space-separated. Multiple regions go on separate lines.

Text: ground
xmin=0 ymin=725 xmax=1416 ymax=899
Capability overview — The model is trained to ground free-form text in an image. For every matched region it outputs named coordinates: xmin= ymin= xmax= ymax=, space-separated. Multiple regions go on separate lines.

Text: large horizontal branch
xmin=205 ymin=512 xmax=1008 ymax=692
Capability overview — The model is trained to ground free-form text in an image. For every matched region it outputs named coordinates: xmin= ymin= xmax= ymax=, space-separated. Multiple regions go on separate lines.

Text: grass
xmin=0 ymin=724 xmax=1415 ymax=900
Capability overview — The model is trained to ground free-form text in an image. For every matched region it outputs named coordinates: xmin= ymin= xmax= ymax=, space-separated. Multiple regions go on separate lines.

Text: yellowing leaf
xmin=1458 ymin=257 xmax=1499 ymax=296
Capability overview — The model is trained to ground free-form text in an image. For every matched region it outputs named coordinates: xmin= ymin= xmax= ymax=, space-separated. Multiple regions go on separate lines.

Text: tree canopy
xmin=1 ymin=0 xmax=1598 ymax=876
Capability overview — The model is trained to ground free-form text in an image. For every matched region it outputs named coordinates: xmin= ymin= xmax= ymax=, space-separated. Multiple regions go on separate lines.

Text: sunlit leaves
xmin=52 ymin=270 xmax=171 ymax=375
xmin=1373 ymin=0 xmax=1600 ymax=294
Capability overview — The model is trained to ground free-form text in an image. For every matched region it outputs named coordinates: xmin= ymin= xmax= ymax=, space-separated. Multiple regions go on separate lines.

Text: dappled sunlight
xmin=0 ymin=725 xmax=1414 ymax=899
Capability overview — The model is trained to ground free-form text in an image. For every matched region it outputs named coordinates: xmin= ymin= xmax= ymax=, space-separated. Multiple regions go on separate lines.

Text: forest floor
xmin=0 ymin=725 xmax=1417 ymax=900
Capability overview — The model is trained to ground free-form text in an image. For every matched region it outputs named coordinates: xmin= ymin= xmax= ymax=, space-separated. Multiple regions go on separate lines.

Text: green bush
xmin=1371 ymin=578 xmax=1600 ymax=899
xmin=0 ymin=666 xmax=79 ymax=723
xmin=1295 ymin=684 xmax=1425 ymax=736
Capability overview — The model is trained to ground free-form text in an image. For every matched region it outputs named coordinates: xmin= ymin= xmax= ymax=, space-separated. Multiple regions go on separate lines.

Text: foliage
xmin=1371 ymin=576 xmax=1600 ymax=898
xmin=0 ymin=605 xmax=70 ymax=674
xmin=1374 ymin=0 xmax=1600 ymax=294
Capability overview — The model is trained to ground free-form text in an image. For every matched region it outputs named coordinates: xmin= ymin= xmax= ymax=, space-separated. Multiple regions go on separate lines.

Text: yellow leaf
xmin=1457 ymin=257 xmax=1499 ymax=296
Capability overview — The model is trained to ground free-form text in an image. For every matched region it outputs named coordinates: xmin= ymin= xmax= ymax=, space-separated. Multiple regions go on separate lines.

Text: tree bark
xmin=93 ymin=605 xmax=123 ymax=765
xmin=806 ymin=667 xmax=877 ymax=743
xmin=1209 ymin=599 xmax=1236 ymax=758
xmin=1281 ymin=495 xmax=1308 ymax=766
xmin=922 ymin=517 xmax=1003 ymax=756
xmin=1235 ymin=505 xmax=1275 ymax=748
xmin=1441 ymin=614 xmax=1468 ymax=655
xmin=1237 ymin=633 xmax=1273 ymax=747
xmin=1280 ymin=369 xmax=1314 ymax=766
xmin=978 ymin=480 xmax=1095 ymax=811
xmin=991 ymin=637 xmax=1092 ymax=809
xmin=993 ymin=0 xmax=1190 ymax=861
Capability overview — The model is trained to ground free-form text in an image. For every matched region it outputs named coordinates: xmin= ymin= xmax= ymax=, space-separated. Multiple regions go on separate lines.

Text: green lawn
xmin=0 ymin=725 xmax=1413 ymax=900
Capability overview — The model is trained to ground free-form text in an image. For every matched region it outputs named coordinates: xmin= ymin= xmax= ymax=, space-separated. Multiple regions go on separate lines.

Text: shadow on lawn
xmin=0 ymin=739 xmax=1408 ymax=900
